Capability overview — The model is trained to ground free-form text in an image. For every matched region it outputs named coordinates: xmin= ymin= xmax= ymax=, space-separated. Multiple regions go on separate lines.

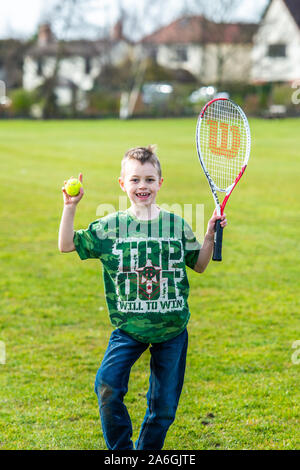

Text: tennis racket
xmin=196 ymin=98 xmax=251 ymax=261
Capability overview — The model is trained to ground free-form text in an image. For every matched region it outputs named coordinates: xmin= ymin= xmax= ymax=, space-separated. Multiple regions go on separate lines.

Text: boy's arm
xmin=193 ymin=210 xmax=227 ymax=273
xmin=58 ymin=205 xmax=76 ymax=252
xmin=58 ymin=174 xmax=84 ymax=253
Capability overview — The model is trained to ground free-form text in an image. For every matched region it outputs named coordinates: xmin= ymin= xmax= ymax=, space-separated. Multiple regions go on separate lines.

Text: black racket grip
xmin=212 ymin=219 xmax=223 ymax=261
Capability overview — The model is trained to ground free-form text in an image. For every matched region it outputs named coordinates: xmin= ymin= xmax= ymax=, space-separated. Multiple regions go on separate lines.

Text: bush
xmin=85 ymin=90 xmax=120 ymax=117
xmin=167 ymin=83 xmax=196 ymax=116
xmin=214 ymin=82 xmax=273 ymax=115
xmin=8 ymin=88 xmax=37 ymax=117
xmin=272 ymin=84 xmax=294 ymax=107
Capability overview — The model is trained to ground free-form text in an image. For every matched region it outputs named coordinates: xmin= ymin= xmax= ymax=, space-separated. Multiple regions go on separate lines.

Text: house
xmin=138 ymin=16 xmax=258 ymax=84
xmin=19 ymin=5 xmax=300 ymax=116
xmin=252 ymin=0 xmax=300 ymax=83
xmin=23 ymin=23 xmax=131 ymax=113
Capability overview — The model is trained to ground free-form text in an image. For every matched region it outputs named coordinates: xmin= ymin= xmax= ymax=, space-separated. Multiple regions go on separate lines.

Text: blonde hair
xmin=121 ymin=145 xmax=162 ymax=179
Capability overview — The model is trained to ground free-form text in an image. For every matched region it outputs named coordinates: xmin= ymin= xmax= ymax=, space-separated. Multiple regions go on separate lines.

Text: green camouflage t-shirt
xmin=73 ymin=209 xmax=201 ymax=343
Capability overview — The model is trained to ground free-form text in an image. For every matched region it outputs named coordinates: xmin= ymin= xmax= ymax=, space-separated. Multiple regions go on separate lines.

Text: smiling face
xmin=119 ymin=159 xmax=163 ymax=208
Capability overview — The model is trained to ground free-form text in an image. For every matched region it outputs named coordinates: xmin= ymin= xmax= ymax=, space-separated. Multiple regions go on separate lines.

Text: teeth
xmin=137 ymin=193 xmax=149 ymax=196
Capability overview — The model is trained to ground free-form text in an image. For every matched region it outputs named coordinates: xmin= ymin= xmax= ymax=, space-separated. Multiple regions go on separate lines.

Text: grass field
xmin=0 ymin=117 xmax=299 ymax=450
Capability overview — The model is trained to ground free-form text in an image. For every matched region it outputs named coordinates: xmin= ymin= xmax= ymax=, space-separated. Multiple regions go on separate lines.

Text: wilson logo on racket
xmin=207 ymin=119 xmax=241 ymax=159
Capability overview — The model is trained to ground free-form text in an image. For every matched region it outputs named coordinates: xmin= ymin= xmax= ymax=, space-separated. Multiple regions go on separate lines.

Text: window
xmin=37 ymin=58 xmax=43 ymax=76
xmin=148 ymin=46 xmax=158 ymax=61
xmin=175 ymin=46 xmax=188 ymax=62
xmin=85 ymin=57 xmax=91 ymax=75
xmin=268 ymin=44 xmax=286 ymax=58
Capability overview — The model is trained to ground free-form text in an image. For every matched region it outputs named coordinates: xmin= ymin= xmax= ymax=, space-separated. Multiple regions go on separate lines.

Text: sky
xmin=0 ymin=0 xmax=270 ymax=40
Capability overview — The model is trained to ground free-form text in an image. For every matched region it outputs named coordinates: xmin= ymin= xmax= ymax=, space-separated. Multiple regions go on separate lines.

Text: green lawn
xmin=0 ymin=117 xmax=299 ymax=450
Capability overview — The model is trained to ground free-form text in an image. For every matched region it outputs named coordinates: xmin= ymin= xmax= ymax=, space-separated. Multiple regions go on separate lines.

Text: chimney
xmin=38 ymin=23 xmax=53 ymax=46
xmin=111 ymin=20 xmax=123 ymax=41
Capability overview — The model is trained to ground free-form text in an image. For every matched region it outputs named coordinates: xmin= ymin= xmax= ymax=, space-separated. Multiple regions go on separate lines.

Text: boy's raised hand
xmin=62 ymin=173 xmax=84 ymax=206
xmin=206 ymin=208 xmax=227 ymax=237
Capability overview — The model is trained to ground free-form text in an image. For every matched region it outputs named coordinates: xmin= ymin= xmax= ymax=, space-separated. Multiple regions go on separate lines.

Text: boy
xmin=58 ymin=145 xmax=227 ymax=450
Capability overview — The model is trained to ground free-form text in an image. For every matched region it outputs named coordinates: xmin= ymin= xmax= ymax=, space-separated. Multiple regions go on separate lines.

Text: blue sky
xmin=0 ymin=0 xmax=269 ymax=39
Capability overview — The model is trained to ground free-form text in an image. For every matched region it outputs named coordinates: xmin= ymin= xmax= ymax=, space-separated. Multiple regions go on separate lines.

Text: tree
xmin=95 ymin=0 xmax=172 ymax=119
xmin=32 ymin=0 xmax=105 ymax=118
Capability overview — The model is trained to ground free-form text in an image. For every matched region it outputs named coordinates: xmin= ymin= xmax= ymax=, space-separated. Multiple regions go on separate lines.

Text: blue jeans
xmin=94 ymin=328 xmax=188 ymax=450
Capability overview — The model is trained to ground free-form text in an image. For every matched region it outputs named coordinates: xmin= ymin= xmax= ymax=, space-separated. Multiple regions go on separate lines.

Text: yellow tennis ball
xmin=65 ymin=178 xmax=82 ymax=196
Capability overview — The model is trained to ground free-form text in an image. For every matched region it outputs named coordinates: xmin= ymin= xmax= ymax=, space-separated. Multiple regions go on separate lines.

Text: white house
xmin=252 ymin=0 xmax=300 ymax=83
xmin=138 ymin=16 xmax=258 ymax=84
xmin=23 ymin=23 xmax=131 ymax=112
xmin=21 ymin=5 xmax=300 ymax=116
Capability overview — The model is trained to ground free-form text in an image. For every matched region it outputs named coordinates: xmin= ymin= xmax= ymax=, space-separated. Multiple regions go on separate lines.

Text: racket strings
xmin=199 ymin=100 xmax=248 ymax=191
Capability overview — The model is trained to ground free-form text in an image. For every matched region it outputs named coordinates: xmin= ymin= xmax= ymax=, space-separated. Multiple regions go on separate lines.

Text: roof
xmin=26 ymin=22 xmax=133 ymax=58
xmin=283 ymin=0 xmax=300 ymax=28
xmin=141 ymin=16 xmax=258 ymax=45
xmin=27 ymin=39 xmax=111 ymax=58
xmin=261 ymin=0 xmax=300 ymax=29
